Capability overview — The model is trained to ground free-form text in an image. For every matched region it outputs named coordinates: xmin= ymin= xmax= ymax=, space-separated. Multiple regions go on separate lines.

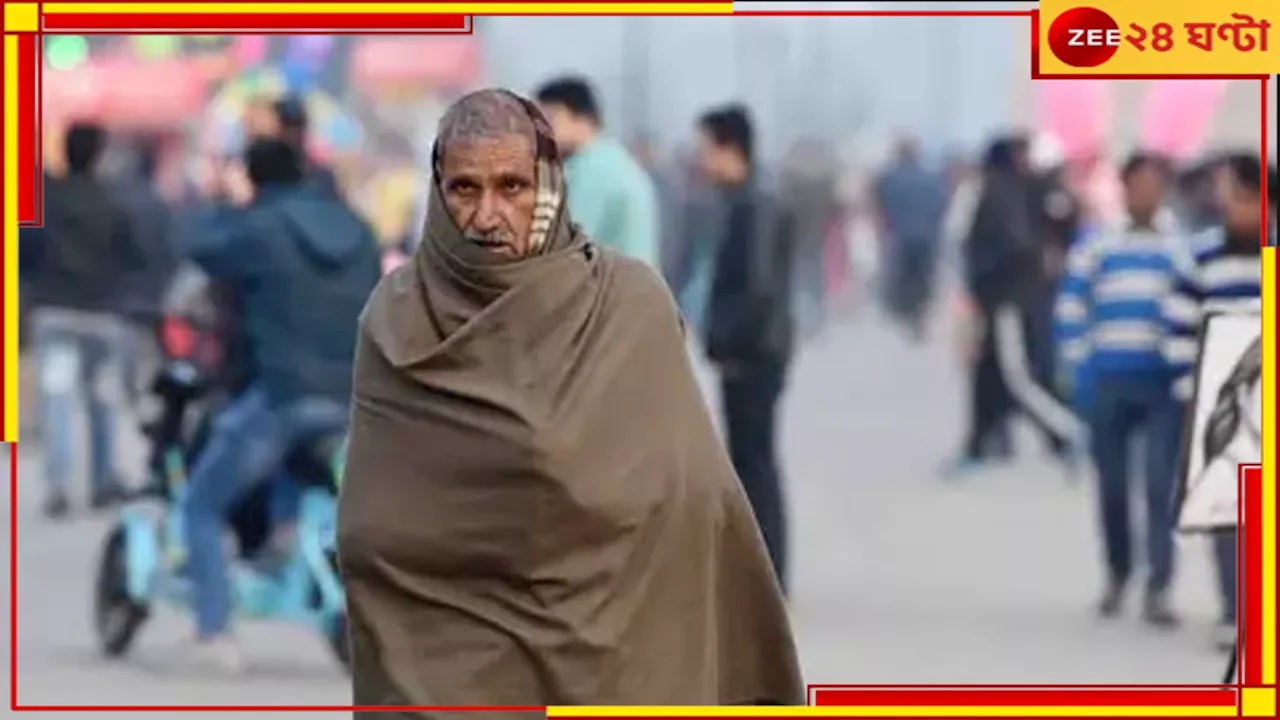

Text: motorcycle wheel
xmin=94 ymin=525 xmax=150 ymax=658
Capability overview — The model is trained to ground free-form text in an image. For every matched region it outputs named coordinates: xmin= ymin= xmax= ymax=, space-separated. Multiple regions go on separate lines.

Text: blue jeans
xmin=1088 ymin=372 xmax=1182 ymax=593
xmin=185 ymin=386 xmax=347 ymax=638
xmin=32 ymin=310 xmax=127 ymax=497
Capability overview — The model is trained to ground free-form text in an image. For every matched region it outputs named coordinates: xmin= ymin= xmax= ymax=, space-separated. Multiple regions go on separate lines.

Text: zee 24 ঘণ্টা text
xmin=1124 ymin=12 xmax=1270 ymax=53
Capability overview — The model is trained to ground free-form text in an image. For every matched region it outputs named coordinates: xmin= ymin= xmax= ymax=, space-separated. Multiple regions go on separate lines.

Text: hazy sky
xmin=480 ymin=14 xmax=1028 ymax=162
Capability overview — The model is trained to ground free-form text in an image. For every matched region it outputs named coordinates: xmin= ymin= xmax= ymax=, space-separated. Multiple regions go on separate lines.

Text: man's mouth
xmin=469 ymin=235 xmax=518 ymax=255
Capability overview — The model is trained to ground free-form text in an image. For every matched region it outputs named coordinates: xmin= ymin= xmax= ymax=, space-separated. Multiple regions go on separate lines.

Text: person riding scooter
xmin=180 ymin=137 xmax=381 ymax=671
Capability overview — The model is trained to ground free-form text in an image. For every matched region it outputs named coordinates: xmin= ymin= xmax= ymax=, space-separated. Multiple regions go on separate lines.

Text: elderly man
xmin=337 ymin=89 xmax=803 ymax=713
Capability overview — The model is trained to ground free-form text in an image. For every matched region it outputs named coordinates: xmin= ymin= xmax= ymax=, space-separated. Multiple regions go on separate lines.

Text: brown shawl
xmin=337 ymin=95 xmax=803 ymax=716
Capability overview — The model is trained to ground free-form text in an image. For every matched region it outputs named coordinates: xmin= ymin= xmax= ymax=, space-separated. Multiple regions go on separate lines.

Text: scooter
xmin=92 ymin=266 xmax=350 ymax=670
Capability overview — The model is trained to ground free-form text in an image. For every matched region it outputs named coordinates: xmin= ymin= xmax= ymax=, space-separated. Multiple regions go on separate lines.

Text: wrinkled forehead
xmin=434 ymin=90 xmax=560 ymax=169
xmin=437 ymin=134 xmax=537 ymax=179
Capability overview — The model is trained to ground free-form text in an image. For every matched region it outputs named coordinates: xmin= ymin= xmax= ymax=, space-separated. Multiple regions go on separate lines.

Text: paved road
xmin=4 ymin=313 xmax=1230 ymax=717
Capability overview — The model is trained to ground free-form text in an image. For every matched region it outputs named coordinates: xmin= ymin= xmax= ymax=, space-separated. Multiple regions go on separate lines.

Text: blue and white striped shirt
xmin=1055 ymin=219 xmax=1184 ymax=376
xmin=1161 ymin=226 xmax=1263 ymax=399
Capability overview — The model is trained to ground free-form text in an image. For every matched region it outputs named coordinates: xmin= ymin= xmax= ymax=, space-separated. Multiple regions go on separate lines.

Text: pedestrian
xmin=630 ymin=132 xmax=688 ymax=290
xmin=337 ymin=89 xmax=803 ymax=710
xmin=1026 ymin=142 xmax=1085 ymax=460
xmin=874 ymin=134 xmax=948 ymax=340
xmin=1055 ymin=152 xmax=1183 ymax=627
xmin=782 ymin=138 xmax=840 ymax=341
xmin=270 ymin=95 xmax=344 ymax=198
xmin=671 ymin=151 xmax=725 ymax=335
xmin=947 ymin=135 xmax=1086 ymax=478
xmin=239 ymin=93 xmax=342 ymax=199
xmin=1163 ymin=152 xmax=1268 ymax=651
xmin=1172 ymin=160 xmax=1223 ymax=233
xmin=696 ymin=104 xmax=796 ymax=592
xmin=112 ymin=135 xmax=179 ymax=406
xmin=535 ymin=76 xmax=661 ymax=269
xmin=27 ymin=122 xmax=143 ymax=518
xmin=180 ymin=136 xmax=381 ymax=671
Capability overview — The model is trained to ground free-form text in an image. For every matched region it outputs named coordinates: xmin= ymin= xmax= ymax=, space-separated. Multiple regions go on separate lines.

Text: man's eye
xmin=449 ymin=181 xmax=479 ymax=195
xmin=502 ymin=178 xmax=531 ymax=193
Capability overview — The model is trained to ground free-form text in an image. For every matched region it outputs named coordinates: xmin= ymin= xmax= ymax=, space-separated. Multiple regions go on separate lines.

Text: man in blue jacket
xmin=181 ymin=137 xmax=381 ymax=670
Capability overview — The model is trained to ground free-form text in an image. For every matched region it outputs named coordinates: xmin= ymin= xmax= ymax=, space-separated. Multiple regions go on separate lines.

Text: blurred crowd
xmin=15 ymin=34 xmax=1278 ymax=679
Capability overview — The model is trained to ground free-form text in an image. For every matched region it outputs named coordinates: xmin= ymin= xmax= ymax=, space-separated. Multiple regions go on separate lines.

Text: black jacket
xmin=705 ymin=176 xmax=795 ymax=365
xmin=113 ymin=178 xmax=178 ymax=321
xmin=963 ymin=169 xmax=1038 ymax=310
xmin=187 ymin=182 xmax=381 ymax=407
xmin=29 ymin=173 xmax=143 ymax=312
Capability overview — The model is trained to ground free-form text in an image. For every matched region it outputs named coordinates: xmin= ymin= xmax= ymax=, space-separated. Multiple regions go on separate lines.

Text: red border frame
xmin=3 ymin=3 xmax=1275 ymax=714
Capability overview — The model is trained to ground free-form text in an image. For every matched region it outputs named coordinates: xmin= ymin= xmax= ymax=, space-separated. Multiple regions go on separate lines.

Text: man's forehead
xmin=439 ymin=134 xmax=537 ymax=174
xmin=437 ymin=91 xmax=537 ymax=149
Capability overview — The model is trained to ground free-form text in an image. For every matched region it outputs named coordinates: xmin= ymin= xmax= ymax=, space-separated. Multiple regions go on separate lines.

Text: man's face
xmin=1212 ymin=164 xmax=1235 ymax=213
xmin=438 ymin=133 xmax=538 ymax=258
xmin=243 ymin=103 xmax=281 ymax=141
xmin=1010 ymin=143 xmax=1032 ymax=176
xmin=1124 ymin=164 xmax=1166 ymax=219
xmin=695 ymin=130 xmax=727 ymax=184
xmin=538 ymin=102 xmax=586 ymax=155
xmin=1220 ymin=169 xmax=1263 ymax=234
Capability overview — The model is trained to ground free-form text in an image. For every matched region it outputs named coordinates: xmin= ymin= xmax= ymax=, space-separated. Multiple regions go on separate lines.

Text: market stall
xmin=203 ymin=65 xmax=364 ymax=159
xmin=347 ymin=36 xmax=481 ymax=247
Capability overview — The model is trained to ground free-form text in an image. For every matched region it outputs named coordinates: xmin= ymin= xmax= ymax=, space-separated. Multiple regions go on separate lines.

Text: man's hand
xmin=221 ymin=162 xmax=254 ymax=207
xmin=953 ymin=291 xmax=982 ymax=363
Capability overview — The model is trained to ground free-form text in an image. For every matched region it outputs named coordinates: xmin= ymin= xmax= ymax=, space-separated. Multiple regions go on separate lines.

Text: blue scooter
xmin=92 ymin=272 xmax=350 ymax=670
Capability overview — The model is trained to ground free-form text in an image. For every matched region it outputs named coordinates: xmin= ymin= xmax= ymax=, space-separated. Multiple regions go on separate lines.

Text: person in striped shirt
xmin=1162 ymin=153 xmax=1268 ymax=651
xmin=1055 ymin=153 xmax=1183 ymax=627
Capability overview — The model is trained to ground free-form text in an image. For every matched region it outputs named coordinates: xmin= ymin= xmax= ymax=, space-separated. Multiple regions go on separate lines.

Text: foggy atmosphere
xmin=7 ymin=3 xmax=1277 ymax=714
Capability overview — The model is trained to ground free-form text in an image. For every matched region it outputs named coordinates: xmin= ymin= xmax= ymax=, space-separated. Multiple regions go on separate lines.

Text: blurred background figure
xmin=536 ymin=76 xmax=661 ymax=268
xmin=670 ymin=148 xmax=725 ymax=335
xmin=112 ymin=134 xmax=179 ymax=406
xmin=782 ymin=137 xmax=842 ymax=343
xmin=1163 ymin=153 xmax=1269 ymax=651
xmin=948 ymin=134 xmax=1086 ymax=477
xmin=14 ymin=27 xmax=1276 ymax=704
xmin=180 ymin=133 xmax=380 ymax=671
xmin=630 ymin=131 xmax=688 ymax=290
xmin=874 ymin=134 xmax=948 ymax=341
xmin=27 ymin=122 xmax=144 ymax=518
xmin=697 ymin=103 xmax=794 ymax=593
xmin=1055 ymin=152 xmax=1183 ymax=629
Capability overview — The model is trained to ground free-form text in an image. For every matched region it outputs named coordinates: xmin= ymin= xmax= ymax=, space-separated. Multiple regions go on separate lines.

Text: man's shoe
xmin=1142 ymin=591 xmax=1180 ymax=629
xmin=941 ymin=455 xmax=990 ymax=481
xmin=187 ymin=634 xmax=246 ymax=675
xmin=43 ymin=492 xmax=70 ymax=520
xmin=1050 ymin=443 xmax=1087 ymax=486
xmin=1097 ymin=582 xmax=1126 ymax=618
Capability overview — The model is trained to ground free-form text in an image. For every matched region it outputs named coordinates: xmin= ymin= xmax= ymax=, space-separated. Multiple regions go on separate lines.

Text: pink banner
xmin=1036 ymin=80 xmax=1112 ymax=159
xmin=233 ymin=35 xmax=268 ymax=68
xmin=1139 ymin=80 xmax=1229 ymax=161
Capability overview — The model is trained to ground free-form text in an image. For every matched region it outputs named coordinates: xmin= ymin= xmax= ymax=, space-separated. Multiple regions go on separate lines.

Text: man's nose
xmin=474 ymin=192 xmax=502 ymax=230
